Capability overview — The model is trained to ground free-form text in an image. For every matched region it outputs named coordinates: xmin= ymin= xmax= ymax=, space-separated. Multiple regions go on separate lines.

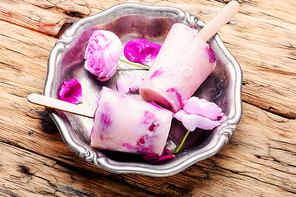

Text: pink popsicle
xmin=140 ymin=23 xmax=216 ymax=113
xmin=91 ymin=87 xmax=173 ymax=156
xmin=140 ymin=1 xmax=239 ymax=113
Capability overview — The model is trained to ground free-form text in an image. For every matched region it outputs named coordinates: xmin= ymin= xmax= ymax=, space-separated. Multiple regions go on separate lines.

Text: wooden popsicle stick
xmin=27 ymin=93 xmax=95 ymax=118
xmin=198 ymin=1 xmax=240 ymax=42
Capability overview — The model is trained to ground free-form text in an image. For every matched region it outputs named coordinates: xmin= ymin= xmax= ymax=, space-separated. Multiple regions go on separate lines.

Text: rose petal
xmin=174 ymin=109 xmax=189 ymax=122
xmin=163 ymin=148 xmax=170 ymax=155
xmin=195 ymin=115 xmax=223 ymax=130
xmin=124 ymin=38 xmax=161 ymax=66
xmin=183 ymin=97 xmax=202 ymax=114
xmin=116 ymin=72 xmax=132 ymax=94
xmin=143 ymin=148 xmax=175 ymax=163
xmin=181 ymin=114 xmax=199 ymax=131
xmin=207 ymin=45 xmax=217 ymax=63
xmin=183 ymin=96 xmax=223 ymax=120
xmin=175 ymin=96 xmax=226 ymax=131
xmin=182 ymin=114 xmax=223 ymax=131
xmin=151 ymin=155 xmax=175 ymax=163
xmin=202 ymin=103 xmax=223 ymax=120
xmin=116 ymin=71 xmax=143 ymax=94
xmin=59 ymin=78 xmax=82 ymax=104
xmin=129 ymin=73 xmax=143 ymax=92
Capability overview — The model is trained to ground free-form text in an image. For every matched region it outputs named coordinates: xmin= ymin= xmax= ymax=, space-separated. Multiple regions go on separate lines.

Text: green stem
xmin=174 ymin=130 xmax=191 ymax=154
xmin=119 ymin=58 xmax=150 ymax=70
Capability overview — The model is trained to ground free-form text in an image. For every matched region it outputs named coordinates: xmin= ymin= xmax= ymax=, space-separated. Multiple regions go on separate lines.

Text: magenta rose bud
xmin=84 ymin=30 xmax=122 ymax=81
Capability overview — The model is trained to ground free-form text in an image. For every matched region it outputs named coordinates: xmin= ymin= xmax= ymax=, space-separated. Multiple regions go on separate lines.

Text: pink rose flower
xmin=116 ymin=71 xmax=143 ymax=94
xmin=174 ymin=97 xmax=225 ymax=131
xmin=59 ymin=78 xmax=82 ymax=104
xmin=124 ymin=38 xmax=161 ymax=66
xmin=84 ymin=30 xmax=122 ymax=81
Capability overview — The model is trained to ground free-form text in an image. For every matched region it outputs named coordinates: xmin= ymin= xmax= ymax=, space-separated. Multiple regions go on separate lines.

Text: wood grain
xmin=0 ymin=0 xmax=296 ymax=196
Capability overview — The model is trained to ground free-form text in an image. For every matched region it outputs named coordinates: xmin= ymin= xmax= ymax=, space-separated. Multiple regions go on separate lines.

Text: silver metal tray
xmin=44 ymin=3 xmax=242 ymax=177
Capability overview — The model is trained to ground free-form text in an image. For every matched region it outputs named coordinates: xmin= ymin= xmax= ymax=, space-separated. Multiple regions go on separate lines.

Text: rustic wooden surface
xmin=0 ymin=0 xmax=296 ymax=196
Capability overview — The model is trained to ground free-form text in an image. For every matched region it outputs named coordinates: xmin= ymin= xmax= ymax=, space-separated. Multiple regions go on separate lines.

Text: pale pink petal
xmin=202 ymin=103 xmax=222 ymax=120
xmin=183 ymin=96 xmax=223 ymax=120
xmin=181 ymin=114 xmax=199 ymax=131
xmin=175 ymin=96 xmax=225 ymax=131
xmin=182 ymin=114 xmax=223 ymax=131
xmin=174 ymin=109 xmax=189 ymax=122
xmin=98 ymin=62 xmax=118 ymax=82
xmin=194 ymin=115 xmax=223 ymax=130
xmin=116 ymin=71 xmax=143 ymax=94
xmin=183 ymin=97 xmax=202 ymax=114
xmin=129 ymin=73 xmax=143 ymax=92
xmin=116 ymin=72 xmax=131 ymax=94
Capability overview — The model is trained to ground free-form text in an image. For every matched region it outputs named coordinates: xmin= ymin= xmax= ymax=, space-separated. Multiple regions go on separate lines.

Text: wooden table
xmin=0 ymin=0 xmax=295 ymax=196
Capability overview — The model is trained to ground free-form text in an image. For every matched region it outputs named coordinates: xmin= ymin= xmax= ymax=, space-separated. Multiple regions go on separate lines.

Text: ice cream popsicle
xmin=140 ymin=1 xmax=239 ymax=113
xmin=28 ymin=87 xmax=173 ymax=156
xmin=90 ymin=87 xmax=173 ymax=156
xmin=140 ymin=23 xmax=216 ymax=113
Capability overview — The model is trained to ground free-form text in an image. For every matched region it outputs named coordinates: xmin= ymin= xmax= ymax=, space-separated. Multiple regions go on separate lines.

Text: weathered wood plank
xmin=0 ymin=141 xmax=153 ymax=197
xmin=0 ymin=0 xmax=86 ymax=37
xmin=1 ymin=21 xmax=295 ymax=195
xmin=0 ymin=0 xmax=296 ymax=196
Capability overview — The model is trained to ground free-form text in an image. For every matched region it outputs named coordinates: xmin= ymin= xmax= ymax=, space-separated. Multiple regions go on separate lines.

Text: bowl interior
xmin=44 ymin=3 xmax=242 ymax=176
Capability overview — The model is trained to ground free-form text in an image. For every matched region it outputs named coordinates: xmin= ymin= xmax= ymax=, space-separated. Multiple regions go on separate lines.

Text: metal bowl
xmin=44 ymin=3 xmax=242 ymax=177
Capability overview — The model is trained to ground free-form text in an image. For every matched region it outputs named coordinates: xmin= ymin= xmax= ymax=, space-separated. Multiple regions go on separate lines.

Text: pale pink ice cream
xmin=91 ymin=87 xmax=173 ymax=156
xmin=140 ymin=23 xmax=217 ymax=113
